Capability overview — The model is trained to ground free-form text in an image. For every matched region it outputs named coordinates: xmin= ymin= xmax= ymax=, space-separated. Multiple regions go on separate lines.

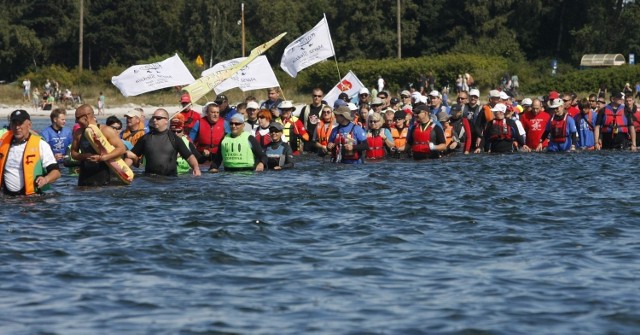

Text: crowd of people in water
xmin=1 ymin=82 xmax=639 ymax=195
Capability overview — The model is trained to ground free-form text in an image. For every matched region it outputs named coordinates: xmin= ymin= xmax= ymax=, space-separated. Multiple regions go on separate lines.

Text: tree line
xmin=1 ymin=0 xmax=639 ymax=82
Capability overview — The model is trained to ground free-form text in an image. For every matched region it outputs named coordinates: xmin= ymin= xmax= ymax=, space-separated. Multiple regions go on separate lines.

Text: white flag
xmin=202 ymin=55 xmax=279 ymax=94
xmin=323 ymin=71 xmax=365 ymax=107
xmin=280 ymin=16 xmax=335 ymax=78
xmin=111 ymin=54 xmax=195 ymax=97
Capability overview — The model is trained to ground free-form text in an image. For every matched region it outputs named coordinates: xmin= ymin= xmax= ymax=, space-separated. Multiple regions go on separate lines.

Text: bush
xmin=297 ymin=54 xmax=510 ymax=94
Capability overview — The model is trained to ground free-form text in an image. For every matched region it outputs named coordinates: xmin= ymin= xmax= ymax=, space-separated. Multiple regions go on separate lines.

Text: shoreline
xmin=0 ymin=103 xmax=204 ymax=119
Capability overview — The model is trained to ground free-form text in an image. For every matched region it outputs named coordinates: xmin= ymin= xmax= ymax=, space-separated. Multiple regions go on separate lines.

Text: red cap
xmin=180 ymin=93 xmax=191 ymax=103
xmin=548 ymin=91 xmax=559 ymax=100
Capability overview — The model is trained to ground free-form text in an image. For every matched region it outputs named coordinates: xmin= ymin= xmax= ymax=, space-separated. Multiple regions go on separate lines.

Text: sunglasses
xmin=151 ymin=116 xmax=167 ymax=121
xmin=598 ymin=101 xmax=606 ymax=104
xmin=230 ymin=122 xmax=244 ymax=126
xmin=360 ymin=93 xmax=369 ymax=97
xmin=369 ymin=120 xmax=380 ymax=123
xmin=313 ymin=94 xmax=323 ymax=98
xmin=322 ymin=110 xmax=332 ymax=114
xmin=110 ymin=126 xmax=122 ymax=131
xmin=589 ymin=100 xmax=596 ymax=102
xmin=269 ymin=129 xmax=282 ymax=133
xmin=562 ymin=99 xmax=571 ymax=102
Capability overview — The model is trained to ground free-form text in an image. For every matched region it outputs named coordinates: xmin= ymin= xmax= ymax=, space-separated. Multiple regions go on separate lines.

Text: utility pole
xmin=79 ymin=0 xmax=84 ymax=73
xmin=397 ymin=0 xmax=401 ymax=59
xmin=241 ymin=3 xmax=246 ymax=57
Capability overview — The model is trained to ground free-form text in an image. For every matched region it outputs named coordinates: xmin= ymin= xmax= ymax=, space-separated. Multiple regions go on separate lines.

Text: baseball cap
xmin=521 ymin=98 xmax=532 ymax=106
xmin=347 ymin=102 xmax=358 ymax=111
xmin=359 ymin=87 xmax=370 ymax=95
xmin=180 ymin=93 xmax=191 ymax=103
xmin=268 ymin=122 xmax=284 ymax=132
xmin=10 ymin=109 xmax=30 ymax=123
xmin=469 ymin=88 xmax=480 ymax=97
xmin=437 ymin=111 xmax=449 ymax=122
xmin=548 ymin=98 xmax=563 ymax=108
xmin=334 ymin=99 xmax=348 ymax=109
xmin=489 ymin=90 xmax=501 ymax=98
xmin=499 ymin=91 xmax=510 ymax=100
xmin=371 ymin=97 xmax=383 ymax=106
xmin=401 ymin=90 xmax=411 ymax=97
xmin=125 ymin=109 xmax=143 ymax=118
xmin=247 ymin=101 xmax=259 ymax=109
xmin=215 ymin=94 xmax=228 ymax=103
xmin=429 ymin=90 xmax=441 ymax=98
xmin=390 ymin=97 xmax=400 ymax=105
xmin=230 ymin=113 xmax=245 ymax=123
xmin=491 ymin=103 xmax=507 ymax=113
xmin=548 ymin=91 xmax=560 ymax=100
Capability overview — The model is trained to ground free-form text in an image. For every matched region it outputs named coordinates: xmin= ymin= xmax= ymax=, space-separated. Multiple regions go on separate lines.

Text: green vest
xmin=176 ymin=136 xmax=191 ymax=174
xmin=221 ymin=132 xmax=254 ymax=168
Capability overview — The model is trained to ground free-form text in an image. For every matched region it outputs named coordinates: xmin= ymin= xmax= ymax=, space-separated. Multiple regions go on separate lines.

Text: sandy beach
xmin=0 ymin=102 xmax=308 ymax=120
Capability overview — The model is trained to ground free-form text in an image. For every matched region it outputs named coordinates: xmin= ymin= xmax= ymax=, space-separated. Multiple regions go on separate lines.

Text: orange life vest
xmin=316 ymin=121 xmax=334 ymax=146
xmin=0 ymin=132 xmax=42 ymax=195
xmin=391 ymin=127 xmax=408 ymax=149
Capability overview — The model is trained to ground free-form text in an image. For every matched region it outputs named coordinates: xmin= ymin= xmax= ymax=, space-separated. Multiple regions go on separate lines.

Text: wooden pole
xmin=397 ymin=0 xmax=401 ymax=59
xmin=79 ymin=0 xmax=84 ymax=72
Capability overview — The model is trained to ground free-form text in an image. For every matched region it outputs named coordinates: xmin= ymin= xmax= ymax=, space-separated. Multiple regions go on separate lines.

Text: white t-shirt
xmin=3 ymin=137 xmax=57 ymax=192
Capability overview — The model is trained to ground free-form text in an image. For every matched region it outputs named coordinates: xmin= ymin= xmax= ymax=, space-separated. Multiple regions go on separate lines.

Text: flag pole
xmin=324 ymin=13 xmax=341 ymax=84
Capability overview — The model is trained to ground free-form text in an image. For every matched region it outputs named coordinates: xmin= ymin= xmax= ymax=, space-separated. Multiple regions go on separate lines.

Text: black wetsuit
xmin=131 ymin=129 xmax=193 ymax=176
xmin=78 ymin=134 xmax=111 ymax=186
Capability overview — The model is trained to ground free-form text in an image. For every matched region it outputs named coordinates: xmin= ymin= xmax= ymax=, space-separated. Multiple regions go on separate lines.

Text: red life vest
xmin=411 ymin=122 xmax=435 ymax=154
xmin=550 ymin=114 xmax=568 ymax=143
xmin=254 ymin=128 xmax=272 ymax=148
xmin=488 ymin=119 xmax=512 ymax=140
xmin=195 ymin=118 xmax=225 ymax=154
xmin=632 ymin=109 xmax=640 ymax=131
xmin=602 ymin=105 xmax=629 ymax=134
xmin=366 ymin=132 xmax=385 ymax=159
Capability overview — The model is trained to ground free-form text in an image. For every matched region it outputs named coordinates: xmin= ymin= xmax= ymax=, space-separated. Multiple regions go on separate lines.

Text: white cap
xmin=347 ymin=102 xmax=357 ymax=111
xmin=246 ymin=101 xmax=259 ymax=109
xmin=359 ymin=87 xmax=370 ymax=95
xmin=521 ymin=98 xmax=532 ymax=106
xmin=125 ymin=109 xmax=143 ymax=118
xmin=411 ymin=92 xmax=422 ymax=101
xmin=419 ymin=95 xmax=428 ymax=104
xmin=371 ymin=97 xmax=383 ymax=106
xmin=489 ymin=90 xmax=501 ymax=98
xmin=491 ymin=103 xmax=507 ymax=113
xmin=548 ymin=98 xmax=563 ymax=109
xmin=499 ymin=91 xmax=510 ymax=100
xmin=429 ymin=90 xmax=441 ymax=98
xmin=469 ymin=88 xmax=480 ymax=97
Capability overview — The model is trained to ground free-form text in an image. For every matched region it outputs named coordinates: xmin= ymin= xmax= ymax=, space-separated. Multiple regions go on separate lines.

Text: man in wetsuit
xmin=127 ymin=109 xmax=201 ymax=176
xmin=71 ymin=105 xmax=126 ymax=186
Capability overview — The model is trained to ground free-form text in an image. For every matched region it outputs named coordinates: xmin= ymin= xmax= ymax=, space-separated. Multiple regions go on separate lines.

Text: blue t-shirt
xmin=328 ymin=122 xmax=367 ymax=164
xmin=574 ymin=111 xmax=597 ymax=149
xmin=40 ymin=125 xmax=73 ymax=161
